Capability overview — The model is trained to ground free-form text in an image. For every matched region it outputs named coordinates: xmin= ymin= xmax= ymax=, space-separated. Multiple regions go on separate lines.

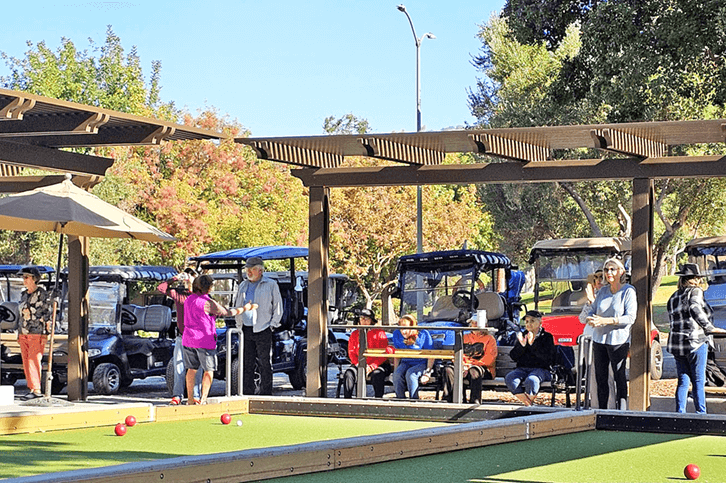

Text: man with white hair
xmin=234 ymin=257 xmax=283 ymax=395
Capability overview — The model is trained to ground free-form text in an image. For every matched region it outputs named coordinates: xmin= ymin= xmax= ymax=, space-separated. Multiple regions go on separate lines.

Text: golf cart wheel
xmin=650 ymin=339 xmax=663 ymax=381
xmin=93 ymin=362 xmax=122 ymax=395
xmin=50 ymin=374 xmax=65 ymax=395
xmin=165 ymin=359 xmax=176 ymax=395
xmin=288 ymin=348 xmax=307 ymax=390
xmin=1 ymin=373 xmax=18 ymax=385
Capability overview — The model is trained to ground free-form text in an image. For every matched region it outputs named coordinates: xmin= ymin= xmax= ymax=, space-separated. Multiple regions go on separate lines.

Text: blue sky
xmin=2 ymin=1 xmax=505 ymax=137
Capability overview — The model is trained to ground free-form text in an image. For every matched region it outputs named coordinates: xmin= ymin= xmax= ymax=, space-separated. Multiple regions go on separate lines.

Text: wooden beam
xmin=306 ymin=186 xmax=330 ymax=397
xmin=0 ymin=140 xmax=113 ymax=176
xmin=291 ymin=155 xmax=726 ymax=187
xmin=0 ymin=111 xmax=110 ymax=136
xmin=590 ymin=128 xmax=667 ymax=158
xmin=468 ymin=133 xmax=550 ymax=163
xmin=248 ymin=140 xmax=343 ymax=168
xmin=0 ymin=174 xmax=102 ymax=193
xmin=0 ymin=96 xmax=36 ymax=120
xmin=357 ymin=137 xmax=445 ymax=165
xmin=67 ymin=235 xmax=90 ymax=402
xmin=630 ymin=178 xmax=653 ymax=411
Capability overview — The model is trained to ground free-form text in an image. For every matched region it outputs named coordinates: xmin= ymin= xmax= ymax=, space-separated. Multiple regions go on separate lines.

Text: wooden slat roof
xmin=236 ymin=119 xmax=726 ymax=167
xmin=0 ymin=88 xmax=225 ymax=186
xmin=235 ymin=119 xmax=726 ymax=186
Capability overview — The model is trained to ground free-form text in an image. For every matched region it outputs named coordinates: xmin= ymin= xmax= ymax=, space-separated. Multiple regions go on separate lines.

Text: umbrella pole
xmin=43 ymin=300 xmax=58 ymax=398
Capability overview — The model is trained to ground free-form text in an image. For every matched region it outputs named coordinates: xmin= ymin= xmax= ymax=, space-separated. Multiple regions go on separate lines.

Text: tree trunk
xmin=558 ymin=182 xmax=603 ymax=237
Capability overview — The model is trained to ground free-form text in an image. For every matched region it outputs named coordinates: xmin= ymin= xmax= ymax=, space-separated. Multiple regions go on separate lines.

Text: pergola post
xmin=630 ymin=177 xmax=654 ymax=411
xmin=66 ymin=235 xmax=90 ymax=401
xmin=306 ymin=186 xmax=330 ymax=397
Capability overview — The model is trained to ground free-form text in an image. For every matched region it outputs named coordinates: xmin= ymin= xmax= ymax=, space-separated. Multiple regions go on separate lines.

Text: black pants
xmin=443 ymin=364 xmax=492 ymax=403
xmin=242 ymin=326 xmax=273 ymax=395
xmin=343 ymin=362 xmax=392 ymax=398
xmin=593 ymin=341 xmax=630 ymax=410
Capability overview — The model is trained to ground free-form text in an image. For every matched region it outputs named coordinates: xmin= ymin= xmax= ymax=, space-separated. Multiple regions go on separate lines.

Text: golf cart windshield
xmin=685 ymin=238 xmax=726 ymax=285
xmin=401 ymin=266 xmax=477 ymax=321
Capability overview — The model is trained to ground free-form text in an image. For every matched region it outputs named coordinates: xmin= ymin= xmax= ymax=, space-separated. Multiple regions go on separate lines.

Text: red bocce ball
xmin=221 ymin=413 xmax=232 ymax=425
xmin=684 ymin=464 xmax=700 ymax=480
xmin=114 ymin=423 xmax=127 ymax=436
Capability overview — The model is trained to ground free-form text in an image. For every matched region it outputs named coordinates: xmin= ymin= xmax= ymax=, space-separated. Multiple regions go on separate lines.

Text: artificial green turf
xmin=275 ymin=431 xmax=726 ymax=483
xmin=0 ymin=414 xmax=444 ymax=479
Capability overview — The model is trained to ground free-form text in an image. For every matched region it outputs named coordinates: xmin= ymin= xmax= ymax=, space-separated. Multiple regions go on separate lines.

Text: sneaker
xmin=169 ymin=396 xmax=181 ymax=405
xmin=193 ymin=398 xmax=201 ymax=405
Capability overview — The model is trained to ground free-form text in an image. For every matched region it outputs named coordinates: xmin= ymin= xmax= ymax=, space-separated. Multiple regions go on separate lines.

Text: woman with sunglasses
xmin=580 ymin=258 xmax=637 ymax=410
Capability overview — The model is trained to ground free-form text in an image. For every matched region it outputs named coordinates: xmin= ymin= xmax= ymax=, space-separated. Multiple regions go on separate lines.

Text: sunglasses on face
xmin=604 ymin=267 xmax=619 ymax=273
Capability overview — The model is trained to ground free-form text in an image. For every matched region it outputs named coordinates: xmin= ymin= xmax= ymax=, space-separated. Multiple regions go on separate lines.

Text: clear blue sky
xmin=2 ymin=1 xmax=504 ymax=137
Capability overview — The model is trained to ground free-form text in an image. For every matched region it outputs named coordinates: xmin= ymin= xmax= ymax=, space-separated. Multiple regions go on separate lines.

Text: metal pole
xmin=397 ymin=4 xmax=433 ymax=255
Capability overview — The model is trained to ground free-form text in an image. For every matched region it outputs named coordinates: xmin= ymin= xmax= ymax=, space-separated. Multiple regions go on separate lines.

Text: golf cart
xmin=529 ymin=237 xmax=663 ymax=380
xmin=0 ymin=265 xmax=58 ymax=389
xmin=184 ymin=246 xmax=356 ymax=394
xmin=56 ymin=265 xmax=177 ymax=394
xmin=684 ymin=237 xmax=726 ymax=330
xmin=379 ymin=249 xmax=527 ymax=395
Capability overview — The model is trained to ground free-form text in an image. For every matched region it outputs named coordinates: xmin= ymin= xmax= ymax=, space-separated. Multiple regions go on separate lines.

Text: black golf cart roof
xmin=528 ymin=237 xmax=631 ymax=264
xmin=685 ymin=237 xmax=726 ymax=257
xmin=0 ymin=265 xmax=54 ymax=276
xmin=396 ymin=249 xmax=511 ymax=273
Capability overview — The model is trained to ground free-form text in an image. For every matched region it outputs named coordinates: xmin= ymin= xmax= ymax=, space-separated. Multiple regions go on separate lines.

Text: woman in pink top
xmin=183 ymin=275 xmax=255 ymax=405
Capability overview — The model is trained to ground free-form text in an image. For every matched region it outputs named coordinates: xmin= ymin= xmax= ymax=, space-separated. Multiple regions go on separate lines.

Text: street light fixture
xmin=397 ymin=4 xmax=435 ymax=255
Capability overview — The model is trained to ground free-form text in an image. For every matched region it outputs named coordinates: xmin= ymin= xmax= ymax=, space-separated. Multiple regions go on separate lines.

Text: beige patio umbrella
xmin=0 ymin=174 xmax=175 ymax=242
xmin=0 ymin=174 xmax=175 ymax=405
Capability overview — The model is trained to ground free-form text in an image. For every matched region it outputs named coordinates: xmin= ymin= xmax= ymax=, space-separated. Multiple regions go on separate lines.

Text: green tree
xmin=471 ymin=1 xmax=726 ymax=290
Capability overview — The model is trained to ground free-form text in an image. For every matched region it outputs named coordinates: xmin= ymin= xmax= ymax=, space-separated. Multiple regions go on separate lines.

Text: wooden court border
xmin=12 ymin=407 xmax=726 ymax=483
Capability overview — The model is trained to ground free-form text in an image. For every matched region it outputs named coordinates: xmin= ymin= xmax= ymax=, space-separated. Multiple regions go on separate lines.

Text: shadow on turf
xmin=0 ymin=439 xmax=178 ymax=479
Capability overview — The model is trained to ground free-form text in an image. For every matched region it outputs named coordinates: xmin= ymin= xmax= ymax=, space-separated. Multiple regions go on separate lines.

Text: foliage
xmin=323 ymin=113 xmax=371 ymax=135
xmin=470 ymin=1 xmax=726 ymax=293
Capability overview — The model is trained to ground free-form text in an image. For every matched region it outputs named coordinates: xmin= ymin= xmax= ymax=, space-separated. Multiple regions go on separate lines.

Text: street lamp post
xmin=397 ymin=4 xmax=434 ymax=255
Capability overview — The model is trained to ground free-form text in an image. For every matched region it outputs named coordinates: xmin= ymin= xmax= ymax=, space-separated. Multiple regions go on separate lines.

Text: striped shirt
xmin=666 ymin=286 xmax=715 ymax=357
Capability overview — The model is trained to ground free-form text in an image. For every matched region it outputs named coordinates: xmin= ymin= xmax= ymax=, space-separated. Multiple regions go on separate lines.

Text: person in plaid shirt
xmin=667 ymin=263 xmax=726 ymax=414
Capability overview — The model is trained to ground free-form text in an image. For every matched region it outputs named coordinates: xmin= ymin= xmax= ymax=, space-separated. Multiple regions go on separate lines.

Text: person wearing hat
xmin=504 ymin=310 xmax=556 ymax=406
xmin=342 ymin=308 xmax=392 ymax=398
xmin=442 ymin=313 xmax=497 ymax=404
xmin=157 ymin=267 xmax=202 ymax=405
xmin=667 ymin=263 xmax=726 ymax=413
xmin=234 ymin=256 xmax=283 ymax=395
xmin=17 ymin=266 xmax=52 ymax=400
xmin=580 ymin=257 xmax=637 ymax=410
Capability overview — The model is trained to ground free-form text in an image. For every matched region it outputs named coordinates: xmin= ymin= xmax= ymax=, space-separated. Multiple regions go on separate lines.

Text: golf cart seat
xmin=0 ymin=301 xmax=19 ymax=331
xmin=121 ymin=304 xmax=172 ymax=334
xmin=429 ymin=296 xmax=460 ymax=320
xmin=475 ymin=292 xmax=505 ymax=321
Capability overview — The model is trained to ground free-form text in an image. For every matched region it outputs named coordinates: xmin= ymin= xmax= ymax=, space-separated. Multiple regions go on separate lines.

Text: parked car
xmin=0 ymin=265 xmax=57 ymax=389
xmin=181 ymin=245 xmax=357 ymax=394
xmin=529 ymin=237 xmax=663 ymax=380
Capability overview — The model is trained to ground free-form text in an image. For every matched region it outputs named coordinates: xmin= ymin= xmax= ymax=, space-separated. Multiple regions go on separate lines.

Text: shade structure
xmin=0 ymin=175 xmax=174 ymax=242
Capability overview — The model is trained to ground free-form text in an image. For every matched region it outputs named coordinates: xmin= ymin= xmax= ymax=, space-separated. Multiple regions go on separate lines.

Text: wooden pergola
xmin=0 ymin=88 xmax=223 ymax=401
xmin=237 ymin=119 xmax=726 ymax=411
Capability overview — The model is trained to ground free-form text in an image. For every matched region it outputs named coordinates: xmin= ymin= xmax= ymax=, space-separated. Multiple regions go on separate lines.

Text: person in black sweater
xmin=504 ymin=310 xmax=557 ymax=406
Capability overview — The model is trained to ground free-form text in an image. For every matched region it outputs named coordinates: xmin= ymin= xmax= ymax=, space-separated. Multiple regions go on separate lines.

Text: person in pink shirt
xmin=182 ymin=275 xmax=254 ymax=405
